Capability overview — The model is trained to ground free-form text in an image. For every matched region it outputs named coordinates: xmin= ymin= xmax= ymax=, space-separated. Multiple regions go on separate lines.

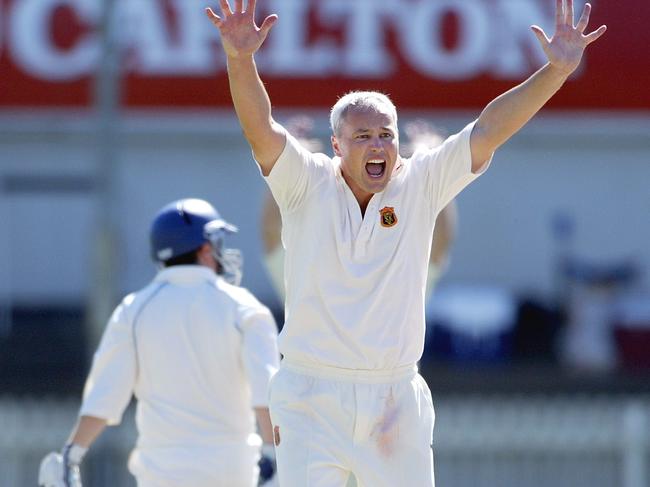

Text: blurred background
xmin=1 ymin=0 xmax=649 ymax=486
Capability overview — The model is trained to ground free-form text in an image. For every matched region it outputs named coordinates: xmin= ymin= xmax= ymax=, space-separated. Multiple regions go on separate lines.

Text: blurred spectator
xmin=613 ymin=291 xmax=650 ymax=370
xmin=547 ymin=211 xmax=645 ymax=372
xmin=260 ymin=116 xmax=324 ymax=309
xmin=511 ymin=298 xmax=562 ymax=365
xmin=426 ymin=285 xmax=517 ymax=364
xmin=560 ymin=258 xmax=639 ymax=371
xmin=401 ymin=121 xmax=459 ymax=298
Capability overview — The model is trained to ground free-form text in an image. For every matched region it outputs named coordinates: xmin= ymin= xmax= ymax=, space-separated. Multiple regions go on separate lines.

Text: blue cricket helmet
xmin=150 ymin=198 xmax=238 ymax=263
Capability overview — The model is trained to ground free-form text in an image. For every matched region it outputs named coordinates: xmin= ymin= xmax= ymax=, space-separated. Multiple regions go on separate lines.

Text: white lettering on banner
xmin=397 ymin=0 xmax=489 ymax=80
xmin=170 ymin=0 xmax=225 ymax=74
xmin=3 ymin=0 xmax=574 ymax=82
xmin=115 ymin=0 xmax=222 ymax=74
xmin=117 ymin=0 xmax=175 ymax=74
xmin=10 ymin=0 xmax=100 ymax=80
xmin=493 ymin=0 xmax=555 ymax=78
xmin=261 ymin=0 xmax=338 ymax=75
xmin=317 ymin=0 xmax=398 ymax=77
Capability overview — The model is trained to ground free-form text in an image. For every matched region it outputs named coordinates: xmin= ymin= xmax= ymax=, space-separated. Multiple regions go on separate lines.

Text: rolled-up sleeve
xmin=238 ymin=304 xmax=280 ymax=408
xmin=422 ymin=121 xmax=492 ymax=212
xmin=263 ymin=133 xmax=327 ymax=213
xmin=79 ymin=300 xmax=136 ymax=425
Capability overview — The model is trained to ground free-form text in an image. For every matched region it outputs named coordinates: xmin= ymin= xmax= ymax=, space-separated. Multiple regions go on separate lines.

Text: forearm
xmin=227 ymin=55 xmax=272 ymax=139
xmin=67 ymin=415 xmax=108 ymax=449
xmin=472 ymin=63 xmax=569 ymax=165
xmin=38 ymin=415 xmax=107 ymax=484
xmin=227 ymin=55 xmax=284 ymax=171
xmin=254 ymin=407 xmax=274 ymax=444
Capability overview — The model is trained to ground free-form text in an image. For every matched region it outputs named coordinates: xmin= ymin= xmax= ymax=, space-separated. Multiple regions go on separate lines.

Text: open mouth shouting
xmin=366 ymin=159 xmax=386 ymax=179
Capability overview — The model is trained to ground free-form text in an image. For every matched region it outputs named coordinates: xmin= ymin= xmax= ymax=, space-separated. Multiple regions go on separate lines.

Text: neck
xmin=357 ymin=194 xmax=372 ymax=216
xmin=341 ymin=173 xmax=373 ymax=216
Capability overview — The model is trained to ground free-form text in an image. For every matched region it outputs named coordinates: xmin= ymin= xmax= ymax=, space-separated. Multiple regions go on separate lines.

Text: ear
xmin=331 ymin=135 xmax=342 ymax=157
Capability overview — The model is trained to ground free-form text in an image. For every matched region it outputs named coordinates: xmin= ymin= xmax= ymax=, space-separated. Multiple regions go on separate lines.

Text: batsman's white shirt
xmin=265 ymin=121 xmax=489 ymax=370
xmin=80 ymin=266 xmax=279 ymax=486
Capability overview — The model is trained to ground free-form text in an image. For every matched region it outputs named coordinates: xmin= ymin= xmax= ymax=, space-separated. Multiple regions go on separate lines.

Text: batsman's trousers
xmin=129 ymin=442 xmax=260 ymax=487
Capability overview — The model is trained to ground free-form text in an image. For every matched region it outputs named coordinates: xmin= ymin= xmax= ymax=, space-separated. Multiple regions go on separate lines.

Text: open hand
xmin=531 ymin=0 xmax=606 ymax=76
xmin=205 ymin=0 xmax=277 ymax=58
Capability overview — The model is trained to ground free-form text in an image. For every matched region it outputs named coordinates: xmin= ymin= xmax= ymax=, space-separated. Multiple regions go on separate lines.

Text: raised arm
xmin=206 ymin=0 xmax=285 ymax=175
xmin=470 ymin=0 xmax=606 ymax=172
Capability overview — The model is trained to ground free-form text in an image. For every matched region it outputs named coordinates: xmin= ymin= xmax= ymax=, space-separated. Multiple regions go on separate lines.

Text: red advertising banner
xmin=0 ymin=0 xmax=647 ymax=109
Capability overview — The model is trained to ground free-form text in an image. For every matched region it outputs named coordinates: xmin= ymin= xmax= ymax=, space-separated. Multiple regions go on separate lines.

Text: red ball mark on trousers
xmin=274 ymin=425 xmax=281 ymax=446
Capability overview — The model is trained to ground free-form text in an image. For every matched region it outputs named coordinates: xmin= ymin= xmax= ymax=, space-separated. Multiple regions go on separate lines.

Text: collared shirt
xmin=265 ymin=121 xmax=489 ymax=370
xmin=80 ymin=265 xmax=279 ymax=447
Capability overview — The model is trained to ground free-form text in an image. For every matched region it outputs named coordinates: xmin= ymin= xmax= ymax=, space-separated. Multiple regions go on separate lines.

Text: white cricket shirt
xmin=80 ymin=266 xmax=279 ymax=450
xmin=265 ymin=121 xmax=489 ymax=370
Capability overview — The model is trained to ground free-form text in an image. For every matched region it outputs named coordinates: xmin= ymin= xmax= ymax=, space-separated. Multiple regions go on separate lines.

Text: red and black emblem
xmin=379 ymin=206 xmax=398 ymax=228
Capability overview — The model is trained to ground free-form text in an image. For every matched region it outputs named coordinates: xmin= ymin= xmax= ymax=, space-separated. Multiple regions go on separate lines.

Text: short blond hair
xmin=329 ymin=91 xmax=398 ymax=136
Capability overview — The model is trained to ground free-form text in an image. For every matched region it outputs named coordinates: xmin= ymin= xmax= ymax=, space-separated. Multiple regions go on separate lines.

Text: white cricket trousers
xmin=269 ymin=360 xmax=435 ymax=487
xmin=129 ymin=443 xmax=260 ymax=487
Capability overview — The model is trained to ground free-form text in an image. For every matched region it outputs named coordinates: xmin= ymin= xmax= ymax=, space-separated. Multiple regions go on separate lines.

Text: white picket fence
xmin=1 ymin=395 xmax=648 ymax=487
xmin=433 ymin=395 xmax=649 ymax=487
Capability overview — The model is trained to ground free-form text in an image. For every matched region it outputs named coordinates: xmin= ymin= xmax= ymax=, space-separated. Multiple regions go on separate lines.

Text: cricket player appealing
xmin=39 ymin=198 xmax=280 ymax=487
xmin=261 ymin=118 xmax=458 ymax=305
xmin=206 ymin=1 xmax=606 ymax=485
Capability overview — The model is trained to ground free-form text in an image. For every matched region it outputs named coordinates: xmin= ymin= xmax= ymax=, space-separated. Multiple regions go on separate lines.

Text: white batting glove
xmin=38 ymin=444 xmax=87 ymax=487
xmin=258 ymin=443 xmax=278 ymax=487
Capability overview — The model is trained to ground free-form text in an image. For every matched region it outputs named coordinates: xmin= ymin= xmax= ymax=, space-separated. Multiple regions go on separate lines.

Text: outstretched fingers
xmin=248 ymin=0 xmax=258 ymax=16
xmin=259 ymin=14 xmax=278 ymax=39
xmin=219 ymin=0 xmax=233 ymax=16
xmin=205 ymin=7 xmax=222 ymax=27
xmin=584 ymin=25 xmax=607 ymax=45
xmin=531 ymin=25 xmax=551 ymax=49
xmin=576 ymin=3 xmax=591 ymax=32
xmin=555 ymin=0 xmax=564 ymax=27
xmin=565 ymin=0 xmax=574 ymax=26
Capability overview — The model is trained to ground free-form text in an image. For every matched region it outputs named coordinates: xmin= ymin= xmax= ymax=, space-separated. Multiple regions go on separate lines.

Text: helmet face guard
xmin=205 ymin=224 xmax=243 ymax=286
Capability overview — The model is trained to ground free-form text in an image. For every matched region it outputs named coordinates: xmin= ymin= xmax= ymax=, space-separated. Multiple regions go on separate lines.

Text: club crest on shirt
xmin=379 ymin=207 xmax=398 ymax=228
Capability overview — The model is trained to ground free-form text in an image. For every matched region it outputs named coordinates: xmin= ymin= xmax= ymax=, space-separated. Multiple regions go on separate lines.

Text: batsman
xmin=39 ymin=199 xmax=280 ymax=487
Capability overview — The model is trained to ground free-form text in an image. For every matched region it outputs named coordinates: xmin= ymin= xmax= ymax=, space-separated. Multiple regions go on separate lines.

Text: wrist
xmin=261 ymin=443 xmax=276 ymax=460
xmin=226 ymin=52 xmax=256 ymax=64
xmin=62 ymin=443 xmax=88 ymax=466
xmin=545 ymin=62 xmax=573 ymax=82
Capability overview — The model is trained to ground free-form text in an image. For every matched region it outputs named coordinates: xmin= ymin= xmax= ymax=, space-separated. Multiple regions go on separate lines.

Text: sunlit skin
xmin=331 ymin=106 xmax=400 ymax=214
xmin=196 ymin=243 xmax=219 ymax=273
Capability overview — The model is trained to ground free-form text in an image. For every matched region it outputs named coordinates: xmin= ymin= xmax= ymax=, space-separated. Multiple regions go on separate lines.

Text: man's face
xmin=331 ymin=105 xmax=399 ymax=206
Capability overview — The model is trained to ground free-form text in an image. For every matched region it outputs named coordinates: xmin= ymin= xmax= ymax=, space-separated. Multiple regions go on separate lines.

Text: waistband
xmin=281 ymin=359 xmax=418 ymax=384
